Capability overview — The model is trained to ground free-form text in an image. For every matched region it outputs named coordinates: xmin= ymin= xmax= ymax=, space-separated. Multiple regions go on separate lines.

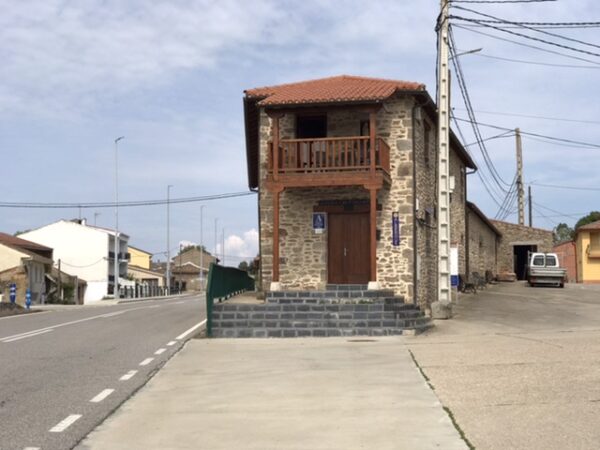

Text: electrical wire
xmin=453 ymin=107 xmax=600 ymax=125
xmin=529 ymin=182 xmax=600 ymax=192
xmin=452 ymin=117 xmax=600 ymax=149
xmin=449 ymin=26 xmax=512 ymax=191
xmin=451 ymin=8 xmax=600 ymax=58
xmin=0 ymin=191 xmax=256 ymax=209
xmin=452 ymin=24 xmax=600 ymax=66
xmin=451 ymin=0 xmax=556 ymax=3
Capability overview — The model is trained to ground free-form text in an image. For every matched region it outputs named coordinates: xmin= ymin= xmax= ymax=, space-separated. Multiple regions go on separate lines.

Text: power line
xmin=452 ymin=24 xmax=600 ymax=66
xmin=0 ymin=191 xmax=256 ymax=209
xmin=455 ymin=20 xmax=600 ymax=29
xmin=529 ymin=182 xmax=600 ymax=192
xmin=452 ymin=7 xmax=600 ymax=56
xmin=452 ymin=117 xmax=600 ymax=149
xmin=453 ymin=107 xmax=600 ymax=125
xmin=467 ymin=50 xmax=600 ymax=69
xmin=449 ymin=26 xmax=512 ymax=191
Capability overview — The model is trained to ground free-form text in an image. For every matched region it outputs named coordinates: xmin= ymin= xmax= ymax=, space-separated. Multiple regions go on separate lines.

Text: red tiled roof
xmin=245 ymin=75 xmax=426 ymax=107
xmin=577 ymin=219 xmax=600 ymax=232
xmin=0 ymin=232 xmax=52 ymax=252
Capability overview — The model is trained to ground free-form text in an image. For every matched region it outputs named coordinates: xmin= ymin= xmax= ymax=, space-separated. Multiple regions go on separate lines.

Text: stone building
xmin=490 ymin=220 xmax=553 ymax=280
xmin=244 ymin=75 xmax=476 ymax=309
xmin=466 ymin=202 xmax=501 ymax=277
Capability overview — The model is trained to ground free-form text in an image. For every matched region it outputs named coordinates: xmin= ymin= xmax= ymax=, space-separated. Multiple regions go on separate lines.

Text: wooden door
xmin=328 ymin=213 xmax=370 ymax=284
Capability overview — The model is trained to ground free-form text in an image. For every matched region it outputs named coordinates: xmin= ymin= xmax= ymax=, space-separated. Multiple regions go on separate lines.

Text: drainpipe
xmin=411 ymin=101 xmax=419 ymax=306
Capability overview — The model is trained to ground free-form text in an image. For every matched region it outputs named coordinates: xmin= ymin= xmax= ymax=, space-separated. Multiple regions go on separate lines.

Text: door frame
xmin=327 ymin=211 xmax=370 ymax=284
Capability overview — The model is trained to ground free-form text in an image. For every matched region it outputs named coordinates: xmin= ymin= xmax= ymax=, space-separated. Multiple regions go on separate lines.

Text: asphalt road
xmin=0 ymin=294 xmax=206 ymax=450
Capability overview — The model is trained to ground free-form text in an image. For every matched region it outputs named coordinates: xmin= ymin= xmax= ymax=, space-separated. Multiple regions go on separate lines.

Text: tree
xmin=553 ymin=223 xmax=574 ymax=244
xmin=238 ymin=261 xmax=249 ymax=271
xmin=574 ymin=211 xmax=600 ymax=230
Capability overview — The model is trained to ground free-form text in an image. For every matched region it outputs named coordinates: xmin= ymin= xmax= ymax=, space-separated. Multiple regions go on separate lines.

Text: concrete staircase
xmin=211 ymin=284 xmax=431 ymax=338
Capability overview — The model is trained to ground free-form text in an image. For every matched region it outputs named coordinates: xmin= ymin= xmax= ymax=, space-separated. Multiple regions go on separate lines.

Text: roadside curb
xmin=117 ymin=292 xmax=200 ymax=304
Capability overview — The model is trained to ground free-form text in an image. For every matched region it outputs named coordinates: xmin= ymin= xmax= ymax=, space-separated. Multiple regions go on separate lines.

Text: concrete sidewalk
xmin=77 ymin=337 xmax=468 ymax=450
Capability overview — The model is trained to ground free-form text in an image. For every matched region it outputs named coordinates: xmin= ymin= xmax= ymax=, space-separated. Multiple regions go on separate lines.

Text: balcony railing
xmin=268 ymin=136 xmax=390 ymax=175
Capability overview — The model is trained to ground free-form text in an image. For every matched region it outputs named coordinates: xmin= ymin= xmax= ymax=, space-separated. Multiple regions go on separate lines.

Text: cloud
xmin=216 ymin=228 xmax=258 ymax=263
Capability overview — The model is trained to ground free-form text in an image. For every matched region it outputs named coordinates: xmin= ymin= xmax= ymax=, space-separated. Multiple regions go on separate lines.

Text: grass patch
xmin=408 ymin=349 xmax=433 ymax=387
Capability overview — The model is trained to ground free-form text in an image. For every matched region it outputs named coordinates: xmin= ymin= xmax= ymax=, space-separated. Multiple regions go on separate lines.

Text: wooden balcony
xmin=267 ymin=136 xmax=390 ymax=189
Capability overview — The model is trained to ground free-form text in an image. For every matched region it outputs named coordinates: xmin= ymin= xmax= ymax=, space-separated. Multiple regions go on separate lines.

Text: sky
xmin=1 ymin=0 xmax=598 ymax=265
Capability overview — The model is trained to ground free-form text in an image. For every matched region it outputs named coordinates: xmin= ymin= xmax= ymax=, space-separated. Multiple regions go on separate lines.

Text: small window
xmin=532 ymin=255 xmax=545 ymax=266
xmin=546 ymin=255 xmax=557 ymax=266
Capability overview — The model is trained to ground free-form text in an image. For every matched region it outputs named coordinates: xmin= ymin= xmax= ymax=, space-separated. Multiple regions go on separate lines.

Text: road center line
xmin=120 ymin=370 xmax=138 ymax=381
xmin=148 ymin=305 xmax=161 ymax=309
xmin=90 ymin=389 xmax=115 ymax=403
xmin=0 ymin=306 xmax=147 ymax=342
xmin=167 ymin=340 xmax=177 ymax=346
xmin=155 ymin=348 xmax=166 ymax=355
xmin=176 ymin=320 xmax=206 ymax=340
xmin=173 ymin=301 xmax=184 ymax=304
xmin=49 ymin=414 xmax=82 ymax=432
xmin=2 ymin=329 xmax=53 ymax=343
xmin=139 ymin=357 xmax=154 ymax=366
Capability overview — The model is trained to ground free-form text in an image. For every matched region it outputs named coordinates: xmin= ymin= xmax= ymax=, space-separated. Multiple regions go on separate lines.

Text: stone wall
xmin=449 ymin=148 xmax=467 ymax=275
xmin=491 ymin=220 xmax=553 ymax=273
xmin=467 ymin=206 xmax=499 ymax=276
xmin=258 ymin=95 xmax=420 ymax=302
xmin=413 ymin=113 xmax=437 ymax=309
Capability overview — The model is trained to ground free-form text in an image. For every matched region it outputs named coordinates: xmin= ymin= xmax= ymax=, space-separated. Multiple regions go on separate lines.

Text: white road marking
xmin=120 ymin=370 xmax=138 ymax=381
xmin=49 ymin=414 xmax=82 ymax=432
xmin=102 ymin=311 xmax=126 ymax=318
xmin=23 ymin=447 xmax=41 ymax=450
xmin=154 ymin=348 xmax=166 ymax=355
xmin=148 ymin=305 xmax=161 ymax=309
xmin=167 ymin=341 xmax=177 ymax=346
xmin=0 ymin=306 xmax=146 ymax=342
xmin=176 ymin=320 xmax=206 ymax=340
xmin=90 ymin=388 xmax=115 ymax=403
xmin=173 ymin=301 xmax=184 ymax=305
xmin=1 ymin=329 xmax=53 ymax=343
xmin=139 ymin=357 xmax=154 ymax=366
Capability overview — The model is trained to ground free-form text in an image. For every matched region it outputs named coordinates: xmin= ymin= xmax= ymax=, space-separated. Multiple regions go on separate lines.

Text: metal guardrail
xmin=206 ymin=263 xmax=255 ymax=337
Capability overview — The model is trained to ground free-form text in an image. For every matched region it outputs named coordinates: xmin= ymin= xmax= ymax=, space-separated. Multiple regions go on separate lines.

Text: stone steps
xmin=210 ymin=288 xmax=432 ymax=339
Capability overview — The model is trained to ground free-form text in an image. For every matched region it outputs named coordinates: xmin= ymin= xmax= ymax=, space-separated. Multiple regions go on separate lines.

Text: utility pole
xmin=222 ymin=228 xmax=225 ymax=267
xmin=436 ymin=0 xmax=451 ymax=303
xmin=199 ymin=205 xmax=205 ymax=290
xmin=214 ymin=218 xmax=219 ymax=264
xmin=528 ymin=185 xmax=533 ymax=227
xmin=166 ymin=185 xmax=173 ymax=294
xmin=114 ymin=136 xmax=124 ymax=300
xmin=94 ymin=212 xmax=101 ymax=226
xmin=516 ymin=128 xmax=525 ymax=226
xmin=57 ymin=259 xmax=62 ymax=301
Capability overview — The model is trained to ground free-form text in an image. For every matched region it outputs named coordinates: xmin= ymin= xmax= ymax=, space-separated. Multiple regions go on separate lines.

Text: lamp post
xmin=114 ymin=136 xmax=124 ymax=299
xmin=166 ymin=184 xmax=174 ymax=295
xmin=199 ymin=205 xmax=205 ymax=290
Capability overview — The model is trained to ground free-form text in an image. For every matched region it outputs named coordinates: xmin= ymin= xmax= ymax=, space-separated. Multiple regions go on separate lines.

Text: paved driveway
xmin=408 ymin=282 xmax=600 ymax=450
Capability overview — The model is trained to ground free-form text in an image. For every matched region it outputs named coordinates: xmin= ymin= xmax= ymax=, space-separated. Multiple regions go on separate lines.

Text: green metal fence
xmin=206 ymin=263 xmax=255 ymax=337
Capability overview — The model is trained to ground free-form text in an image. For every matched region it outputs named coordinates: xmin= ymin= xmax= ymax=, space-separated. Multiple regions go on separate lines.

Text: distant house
xmin=490 ymin=220 xmax=554 ymax=280
xmin=0 ymin=232 xmax=53 ymax=305
xmin=172 ymin=246 xmax=216 ymax=290
xmin=575 ymin=220 xmax=600 ymax=283
xmin=20 ymin=219 xmax=129 ymax=303
xmin=128 ymin=245 xmax=164 ymax=288
xmin=466 ymin=202 xmax=501 ymax=278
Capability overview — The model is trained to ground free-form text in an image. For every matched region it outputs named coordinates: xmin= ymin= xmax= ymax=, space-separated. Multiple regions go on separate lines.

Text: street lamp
xmin=166 ymin=185 xmax=174 ymax=295
xmin=114 ymin=136 xmax=124 ymax=300
xmin=199 ymin=205 xmax=205 ymax=290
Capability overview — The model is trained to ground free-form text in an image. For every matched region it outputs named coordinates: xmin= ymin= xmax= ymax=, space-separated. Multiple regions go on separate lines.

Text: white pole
xmin=166 ymin=184 xmax=173 ymax=295
xmin=214 ymin=218 xmax=219 ymax=264
xmin=222 ymin=227 xmax=225 ymax=267
xmin=437 ymin=0 xmax=451 ymax=303
xmin=114 ymin=136 xmax=124 ymax=300
xmin=199 ymin=205 xmax=205 ymax=290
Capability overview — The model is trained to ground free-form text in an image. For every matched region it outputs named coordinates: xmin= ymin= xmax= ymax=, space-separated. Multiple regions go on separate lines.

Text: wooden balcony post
xmin=369 ymin=187 xmax=377 ymax=283
xmin=268 ymin=112 xmax=284 ymax=181
xmin=272 ymin=187 xmax=282 ymax=288
xmin=369 ymin=110 xmax=376 ymax=174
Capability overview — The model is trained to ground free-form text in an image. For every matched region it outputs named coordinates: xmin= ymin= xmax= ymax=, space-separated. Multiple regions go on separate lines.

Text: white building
xmin=20 ymin=219 xmax=129 ymax=303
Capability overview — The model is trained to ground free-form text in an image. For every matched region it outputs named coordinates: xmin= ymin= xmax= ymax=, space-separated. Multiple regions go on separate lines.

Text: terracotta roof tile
xmin=245 ymin=75 xmax=425 ymax=107
xmin=577 ymin=219 xmax=600 ymax=232
xmin=0 ymin=232 xmax=52 ymax=252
